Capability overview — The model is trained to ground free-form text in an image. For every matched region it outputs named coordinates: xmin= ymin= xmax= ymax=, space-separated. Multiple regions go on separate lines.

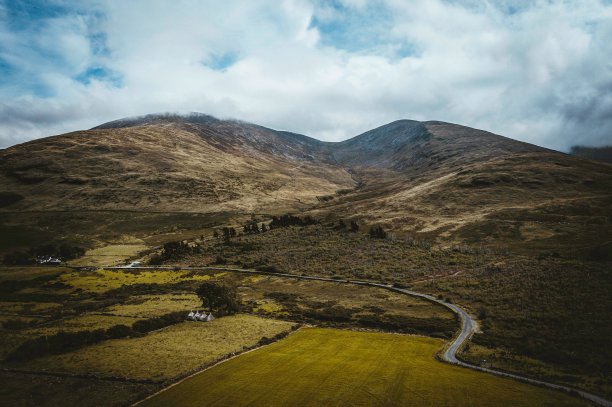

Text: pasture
xmin=141 ymin=328 xmax=588 ymax=407
xmin=20 ymin=315 xmax=296 ymax=381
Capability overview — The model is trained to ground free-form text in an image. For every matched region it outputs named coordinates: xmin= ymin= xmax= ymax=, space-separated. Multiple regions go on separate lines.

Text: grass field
xmin=0 ymin=266 xmax=65 ymax=282
xmin=141 ymin=328 xmax=588 ymax=407
xmin=25 ymin=314 xmax=143 ymax=335
xmin=68 ymin=242 xmax=149 ymax=267
xmin=100 ymin=293 xmax=201 ymax=317
xmin=58 ymin=269 xmax=225 ymax=292
xmin=21 ymin=315 xmax=296 ymax=381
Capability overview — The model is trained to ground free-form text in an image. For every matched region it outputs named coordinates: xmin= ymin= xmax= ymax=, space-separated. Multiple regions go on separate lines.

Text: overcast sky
xmin=1 ymin=0 xmax=611 ymax=150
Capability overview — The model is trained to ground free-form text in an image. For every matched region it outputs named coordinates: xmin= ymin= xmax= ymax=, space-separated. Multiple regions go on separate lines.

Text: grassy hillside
xmin=316 ymin=121 xmax=612 ymax=256
xmin=141 ymin=328 xmax=588 ymax=407
xmin=0 ymin=115 xmax=354 ymax=214
xmin=2 ymin=114 xmax=610 ymax=258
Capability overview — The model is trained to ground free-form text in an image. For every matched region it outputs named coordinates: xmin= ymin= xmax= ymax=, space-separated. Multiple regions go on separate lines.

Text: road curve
xmin=105 ymin=265 xmax=611 ymax=407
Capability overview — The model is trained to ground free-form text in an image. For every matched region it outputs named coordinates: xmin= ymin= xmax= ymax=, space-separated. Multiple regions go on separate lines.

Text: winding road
xmin=107 ymin=265 xmax=611 ymax=406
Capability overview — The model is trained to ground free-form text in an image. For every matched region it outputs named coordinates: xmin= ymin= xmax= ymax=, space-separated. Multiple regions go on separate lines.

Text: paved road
xmin=103 ymin=265 xmax=611 ymax=406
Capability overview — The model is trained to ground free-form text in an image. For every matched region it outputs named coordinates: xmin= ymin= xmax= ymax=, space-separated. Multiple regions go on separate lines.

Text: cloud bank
xmin=1 ymin=0 xmax=611 ymax=151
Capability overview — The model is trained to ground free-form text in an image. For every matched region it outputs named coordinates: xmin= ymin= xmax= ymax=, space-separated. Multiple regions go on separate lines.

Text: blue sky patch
xmin=4 ymin=0 xmax=73 ymax=31
xmin=203 ymin=52 xmax=239 ymax=71
xmin=309 ymin=0 xmax=415 ymax=59
xmin=74 ymin=66 xmax=123 ymax=87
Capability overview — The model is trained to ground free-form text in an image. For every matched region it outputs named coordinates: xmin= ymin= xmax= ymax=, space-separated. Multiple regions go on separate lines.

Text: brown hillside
xmin=1 ymin=113 xmax=611 ymax=256
xmin=315 ymin=121 xmax=612 ymax=256
xmin=0 ymin=114 xmax=354 ymax=213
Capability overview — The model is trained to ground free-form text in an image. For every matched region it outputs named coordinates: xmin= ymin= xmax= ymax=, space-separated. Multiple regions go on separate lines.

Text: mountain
xmin=318 ymin=120 xmax=612 ymax=256
xmin=1 ymin=113 xmax=611 ymax=257
xmin=570 ymin=145 xmax=612 ymax=164
xmin=0 ymin=113 xmax=353 ymax=213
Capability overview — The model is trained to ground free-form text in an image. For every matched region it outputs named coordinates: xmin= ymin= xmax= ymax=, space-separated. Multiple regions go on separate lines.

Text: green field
xmin=141 ymin=328 xmax=587 ymax=407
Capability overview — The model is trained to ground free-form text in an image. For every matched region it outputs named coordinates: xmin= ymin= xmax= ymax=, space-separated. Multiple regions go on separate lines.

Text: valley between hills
xmin=0 ymin=113 xmax=610 ymax=406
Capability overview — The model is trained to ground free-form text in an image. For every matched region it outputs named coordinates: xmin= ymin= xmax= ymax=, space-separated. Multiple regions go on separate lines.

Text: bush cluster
xmin=7 ymin=311 xmax=185 ymax=362
xmin=369 ymin=225 xmax=387 ymax=239
xmin=243 ymin=222 xmax=267 ymax=234
xmin=269 ymin=214 xmax=317 ymax=228
xmin=149 ymin=241 xmax=200 ymax=265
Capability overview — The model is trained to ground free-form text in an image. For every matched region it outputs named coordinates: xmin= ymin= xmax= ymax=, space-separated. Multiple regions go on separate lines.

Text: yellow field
xmin=141 ymin=328 xmax=588 ymax=407
xmin=101 ymin=294 xmax=201 ymax=316
xmin=68 ymin=243 xmax=149 ymax=267
xmin=0 ymin=301 xmax=62 ymax=314
xmin=0 ymin=266 xmax=64 ymax=282
xmin=21 ymin=315 xmax=295 ymax=381
xmin=24 ymin=314 xmax=143 ymax=335
xmin=58 ymin=269 xmax=226 ymax=292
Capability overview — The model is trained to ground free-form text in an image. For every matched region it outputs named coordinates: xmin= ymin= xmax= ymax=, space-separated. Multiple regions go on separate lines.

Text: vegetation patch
xmin=7 ymin=312 xmax=185 ymax=362
xmin=141 ymin=328 xmax=589 ymax=407
xmin=19 ymin=315 xmax=295 ymax=381
xmin=68 ymin=243 xmax=149 ymax=267
xmin=100 ymin=294 xmax=200 ymax=317
xmin=0 ymin=371 xmax=156 ymax=407
xmin=57 ymin=269 xmax=223 ymax=293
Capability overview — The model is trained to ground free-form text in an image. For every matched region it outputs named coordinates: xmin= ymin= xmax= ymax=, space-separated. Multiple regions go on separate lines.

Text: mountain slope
xmin=315 ymin=121 xmax=612 ymax=256
xmin=0 ymin=114 xmax=354 ymax=213
xmin=1 ymin=113 xmax=611 ymax=257
xmin=570 ymin=145 xmax=612 ymax=164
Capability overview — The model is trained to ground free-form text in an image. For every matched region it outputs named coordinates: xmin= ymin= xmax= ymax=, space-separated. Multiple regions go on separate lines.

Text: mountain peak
xmin=92 ymin=112 xmax=221 ymax=130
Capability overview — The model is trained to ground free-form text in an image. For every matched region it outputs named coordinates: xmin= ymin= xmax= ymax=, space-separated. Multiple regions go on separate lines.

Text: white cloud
xmin=0 ymin=0 xmax=611 ymax=150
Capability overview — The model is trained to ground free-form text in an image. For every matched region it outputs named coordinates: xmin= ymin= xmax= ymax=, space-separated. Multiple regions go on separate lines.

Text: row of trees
xmin=8 ymin=311 xmax=186 ymax=362
xmin=243 ymin=222 xmax=267 ymax=234
xmin=212 ymin=214 xmax=318 ymax=242
xmin=149 ymin=241 xmax=200 ymax=265
xmin=269 ymin=214 xmax=317 ymax=228
xmin=210 ymin=215 xmax=386 ymax=243
xmin=212 ymin=227 xmax=238 ymax=242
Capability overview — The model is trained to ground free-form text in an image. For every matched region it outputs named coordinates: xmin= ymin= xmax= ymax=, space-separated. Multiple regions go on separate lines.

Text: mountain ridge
xmin=1 ymin=112 xmax=611 ymax=257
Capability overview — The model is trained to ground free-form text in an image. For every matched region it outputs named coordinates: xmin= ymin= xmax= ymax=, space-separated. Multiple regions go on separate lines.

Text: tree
xmin=196 ymin=282 xmax=239 ymax=316
xmin=369 ymin=225 xmax=387 ymax=239
xmin=222 ymin=227 xmax=236 ymax=242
